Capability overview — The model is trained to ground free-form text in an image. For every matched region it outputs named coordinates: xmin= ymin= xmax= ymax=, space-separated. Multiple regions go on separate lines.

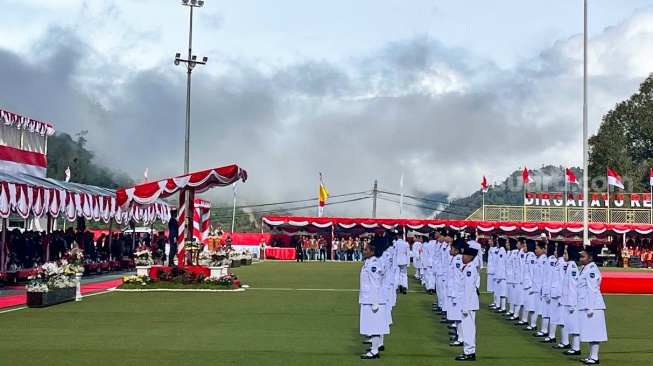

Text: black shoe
xmin=507 ymin=316 xmax=518 ymax=321
xmin=362 ymin=340 xmax=372 ymax=345
xmin=436 ymin=311 xmax=445 ymax=315
xmin=553 ymin=343 xmax=571 ymax=349
xmin=495 ymin=309 xmax=506 ymax=313
xmin=366 ymin=346 xmax=385 ymax=352
xmin=449 ymin=341 xmax=464 ymax=347
xmin=454 ymin=353 xmax=476 ymax=361
xmin=488 ymin=303 xmax=496 ymax=308
xmin=563 ymin=350 xmax=581 ymax=356
xmin=533 ymin=332 xmax=548 ymax=338
xmin=541 ymin=337 xmax=556 ymax=343
xmin=516 ymin=321 xmax=528 ymax=326
xmin=450 ymin=335 xmax=458 ymax=341
xmin=524 ymin=326 xmax=536 ymax=331
xmin=360 ymin=352 xmax=380 ymax=360
xmin=582 ymin=359 xmax=599 ymax=365
xmin=505 ymin=312 xmax=514 ymax=317
xmin=448 ymin=324 xmax=457 ymax=329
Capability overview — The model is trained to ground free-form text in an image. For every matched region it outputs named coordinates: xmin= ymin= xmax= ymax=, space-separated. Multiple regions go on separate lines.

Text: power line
xmin=211 ymin=190 xmax=371 ymax=211
xmin=211 ymin=197 xmax=372 ymax=218
xmin=376 ymin=195 xmax=468 ymax=219
xmin=378 ymin=189 xmax=477 ymax=209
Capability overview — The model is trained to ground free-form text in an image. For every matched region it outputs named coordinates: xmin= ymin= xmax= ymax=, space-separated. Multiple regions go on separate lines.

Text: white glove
xmin=569 ymin=307 xmax=575 ymax=313
xmin=452 ymin=299 xmax=458 ymax=306
xmin=372 ymin=304 xmax=379 ymax=312
xmin=587 ymin=309 xmax=594 ymax=317
xmin=529 ymin=289 xmax=534 ymax=295
xmin=545 ymin=295 xmax=551 ymax=302
xmin=462 ymin=311 xmax=469 ymax=316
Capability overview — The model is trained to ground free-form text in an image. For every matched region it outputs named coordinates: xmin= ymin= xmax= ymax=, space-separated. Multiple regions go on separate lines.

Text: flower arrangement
xmin=242 ymin=251 xmax=253 ymax=261
xmin=184 ymin=240 xmax=203 ymax=251
xmin=134 ymin=246 xmax=153 ymax=266
xmin=64 ymin=248 xmax=85 ymax=273
xmin=229 ymin=251 xmax=243 ymax=261
xmin=122 ymin=275 xmax=154 ymax=286
xmin=25 ymin=261 xmax=77 ymax=293
xmin=199 ymin=250 xmax=230 ymax=266
xmin=204 ymin=273 xmax=239 ymax=286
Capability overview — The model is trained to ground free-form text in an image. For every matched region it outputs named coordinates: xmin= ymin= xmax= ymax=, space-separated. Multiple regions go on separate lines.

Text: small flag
xmin=318 ymin=172 xmax=329 ymax=217
xmin=523 ymin=167 xmax=535 ymax=184
xmin=144 ymin=168 xmax=148 ymax=183
xmin=232 ymin=182 xmax=237 ymax=197
xmin=565 ymin=168 xmax=579 ymax=185
xmin=400 ymin=174 xmax=404 ymax=215
xmin=650 ymin=168 xmax=653 ymax=187
xmin=481 ymin=176 xmax=489 ymax=193
xmin=607 ymin=168 xmax=625 ymax=189
xmin=65 ymin=167 xmax=71 ymax=182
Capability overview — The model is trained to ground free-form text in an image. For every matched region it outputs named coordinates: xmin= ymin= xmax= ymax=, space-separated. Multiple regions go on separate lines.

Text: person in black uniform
xmin=168 ymin=210 xmax=178 ymax=267
xmin=295 ymin=236 xmax=304 ymax=262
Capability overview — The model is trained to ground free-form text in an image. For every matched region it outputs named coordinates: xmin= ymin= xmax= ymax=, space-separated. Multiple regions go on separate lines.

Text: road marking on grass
xmin=0 ymin=306 xmax=28 ymax=314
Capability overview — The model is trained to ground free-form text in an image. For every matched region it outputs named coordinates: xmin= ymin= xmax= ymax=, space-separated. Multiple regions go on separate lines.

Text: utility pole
xmin=372 ymin=180 xmax=378 ymax=218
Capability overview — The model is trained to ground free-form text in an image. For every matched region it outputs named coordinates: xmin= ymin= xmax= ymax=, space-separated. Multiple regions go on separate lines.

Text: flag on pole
xmin=650 ymin=168 xmax=653 ymax=187
xmin=232 ymin=182 xmax=238 ymax=197
xmin=144 ymin=168 xmax=148 ymax=183
xmin=400 ymin=174 xmax=404 ymax=215
xmin=318 ymin=172 xmax=329 ymax=217
xmin=481 ymin=176 xmax=489 ymax=193
xmin=523 ymin=167 xmax=535 ymax=184
xmin=565 ymin=168 xmax=579 ymax=184
xmin=64 ymin=167 xmax=71 ymax=182
xmin=607 ymin=168 xmax=625 ymax=189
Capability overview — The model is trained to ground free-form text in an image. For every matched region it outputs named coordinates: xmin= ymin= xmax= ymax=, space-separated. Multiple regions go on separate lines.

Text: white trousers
xmin=398 ymin=265 xmax=408 ymax=288
xmin=461 ymin=311 xmax=477 ymax=355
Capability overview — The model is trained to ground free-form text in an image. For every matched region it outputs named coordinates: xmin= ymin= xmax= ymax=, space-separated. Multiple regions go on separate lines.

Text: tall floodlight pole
xmin=175 ymin=0 xmax=208 ymax=246
xmin=175 ymin=0 xmax=208 ymax=175
xmin=582 ymin=0 xmax=590 ymax=247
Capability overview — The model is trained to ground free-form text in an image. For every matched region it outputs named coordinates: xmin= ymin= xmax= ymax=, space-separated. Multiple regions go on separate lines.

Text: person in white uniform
xmin=412 ymin=236 xmax=423 ymax=281
xmin=423 ymin=232 xmax=436 ymax=295
xmin=454 ymin=244 xmax=480 ymax=362
xmin=557 ymin=243 xmax=581 ymax=356
xmin=394 ymin=231 xmax=410 ymax=295
xmin=543 ymin=243 xmax=566 ymax=344
xmin=527 ymin=241 xmax=547 ymax=332
xmin=509 ymin=238 xmax=525 ymax=321
xmin=359 ymin=236 xmax=390 ymax=360
xmin=494 ymin=237 xmax=508 ymax=313
xmin=447 ymin=239 xmax=466 ymax=347
xmin=517 ymin=239 xmax=536 ymax=327
xmin=486 ymin=236 xmax=497 ymax=308
xmin=466 ymin=232 xmax=483 ymax=290
xmin=535 ymin=242 xmax=557 ymax=338
xmin=577 ymin=246 xmax=607 ymax=365
xmin=504 ymin=238 xmax=517 ymax=317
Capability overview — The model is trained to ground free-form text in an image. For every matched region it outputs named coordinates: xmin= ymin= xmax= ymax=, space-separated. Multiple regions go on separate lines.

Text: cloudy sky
xmin=1 ymin=0 xmax=653 ymax=218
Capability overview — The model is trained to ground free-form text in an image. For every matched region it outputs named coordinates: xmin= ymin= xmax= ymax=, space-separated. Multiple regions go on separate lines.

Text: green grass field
xmin=0 ymin=261 xmax=650 ymax=365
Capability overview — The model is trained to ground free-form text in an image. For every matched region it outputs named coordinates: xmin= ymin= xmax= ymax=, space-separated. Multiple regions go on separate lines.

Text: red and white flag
xmin=481 ymin=176 xmax=489 ymax=193
xmin=523 ymin=167 xmax=535 ymax=184
xmin=650 ymin=168 xmax=653 ymax=187
xmin=565 ymin=168 xmax=578 ymax=184
xmin=144 ymin=168 xmax=148 ymax=183
xmin=64 ymin=167 xmax=71 ymax=182
xmin=607 ymin=168 xmax=624 ymax=189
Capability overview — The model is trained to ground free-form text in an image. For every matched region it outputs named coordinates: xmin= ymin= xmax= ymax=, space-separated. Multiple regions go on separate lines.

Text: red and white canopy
xmin=116 ymin=165 xmax=248 ymax=210
xmin=262 ymin=216 xmax=653 ymax=236
xmin=0 ymin=171 xmax=172 ymax=224
xmin=0 ymin=109 xmax=55 ymax=136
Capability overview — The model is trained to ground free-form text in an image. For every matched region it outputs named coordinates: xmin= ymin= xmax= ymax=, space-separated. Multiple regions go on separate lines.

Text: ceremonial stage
xmin=601 ymin=271 xmax=653 ymax=294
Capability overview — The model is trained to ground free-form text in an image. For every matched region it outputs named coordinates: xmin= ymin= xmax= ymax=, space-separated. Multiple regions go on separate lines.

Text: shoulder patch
xmin=531 ymin=260 xmax=535 ymax=264
xmin=456 ymin=263 xmax=461 ymax=268
xmin=466 ymin=271 xmax=472 ymax=277
xmin=550 ymin=262 xmax=554 ymax=266
xmin=589 ymin=272 xmax=595 ymax=278
xmin=371 ymin=267 xmax=377 ymax=273
xmin=572 ymin=271 xmax=577 ymax=276
xmin=521 ymin=254 xmax=525 ymax=258
xmin=500 ymin=254 xmax=503 ymax=258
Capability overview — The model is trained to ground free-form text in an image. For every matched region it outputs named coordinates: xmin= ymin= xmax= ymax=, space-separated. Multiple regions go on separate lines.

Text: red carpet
xmin=0 ymin=279 xmax=123 ymax=310
xmin=601 ymin=272 xmax=653 ymax=294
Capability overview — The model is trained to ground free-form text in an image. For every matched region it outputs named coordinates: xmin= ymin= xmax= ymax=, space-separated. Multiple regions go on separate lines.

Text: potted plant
xmin=229 ymin=251 xmax=241 ymax=267
xmin=241 ymin=251 xmax=253 ymax=265
xmin=64 ymin=248 xmax=85 ymax=301
xmin=26 ymin=261 xmax=77 ymax=308
xmin=134 ymin=246 xmax=153 ymax=276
